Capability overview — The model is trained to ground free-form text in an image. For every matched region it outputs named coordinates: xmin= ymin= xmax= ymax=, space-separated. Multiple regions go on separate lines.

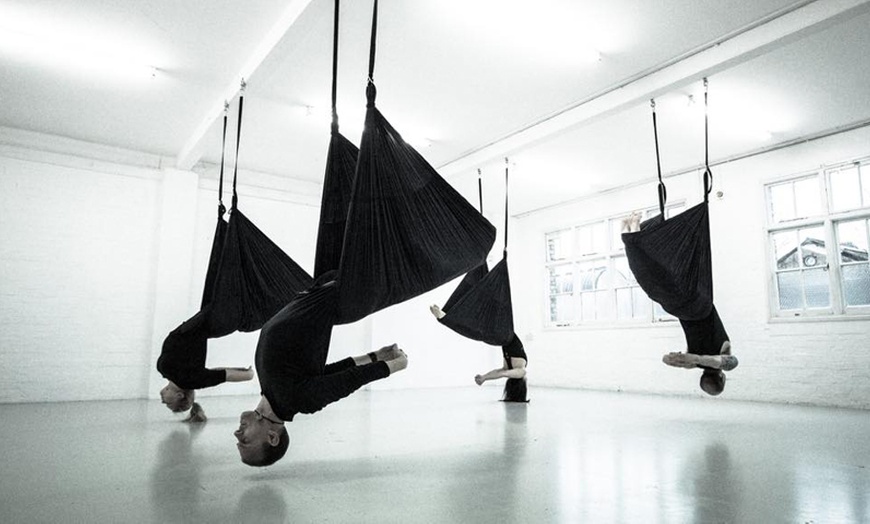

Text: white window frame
xmin=544 ymin=202 xmax=685 ymax=328
xmin=764 ymin=156 xmax=870 ymax=319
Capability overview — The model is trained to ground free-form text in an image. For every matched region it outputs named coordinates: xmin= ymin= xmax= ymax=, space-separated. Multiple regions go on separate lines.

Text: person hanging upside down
xmin=235 ymin=273 xmax=408 ymax=467
xmin=157 ymin=310 xmax=255 ymax=421
xmin=430 ymin=305 xmax=528 ymax=402
xmin=622 ymin=210 xmax=738 ymax=396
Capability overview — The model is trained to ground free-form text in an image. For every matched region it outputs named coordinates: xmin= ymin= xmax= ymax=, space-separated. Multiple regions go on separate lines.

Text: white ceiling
xmin=2 ymin=0 xmax=869 ymax=215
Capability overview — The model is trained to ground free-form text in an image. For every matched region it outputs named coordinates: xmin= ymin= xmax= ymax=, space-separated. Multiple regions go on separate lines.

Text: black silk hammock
xmin=313 ymin=0 xmax=358 ymax=279
xmin=437 ymin=162 xmax=515 ymax=346
xmin=200 ymin=88 xmax=313 ymax=337
xmin=622 ymin=79 xmax=715 ymax=321
xmin=334 ymin=0 xmax=496 ymax=324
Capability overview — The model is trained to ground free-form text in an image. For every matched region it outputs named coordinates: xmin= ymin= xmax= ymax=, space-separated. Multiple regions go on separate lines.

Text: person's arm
xmin=662 ymin=352 xmax=738 ymax=371
xmin=295 ymin=361 xmax=392 ymax=414
xmin=219 ymin=367 xmax=254 ymax=382
xmin=475 ymin=366 xmax=526 ymax=385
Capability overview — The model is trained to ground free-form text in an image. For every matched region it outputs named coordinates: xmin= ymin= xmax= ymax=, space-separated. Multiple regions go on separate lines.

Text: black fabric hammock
xmin=206 ymin=90 xmax=314 ymax=336
xmin=437 ymin=165 xmax=515 ymax=346
xmin=622 ymin=80 xmax=715 ymax=321
xmin=334 ymin=0 xmax=496 ymax=324
xmin=313 ymin=0 xmax=359 ymax=279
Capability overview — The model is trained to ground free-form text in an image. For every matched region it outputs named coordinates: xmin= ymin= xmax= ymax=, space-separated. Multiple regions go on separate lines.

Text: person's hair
xmin=166 ymin=388 xmax=195 ymax=413
xmin=501 ymin=377 xmax=529 ymax=403
xmin=699 ymin=369 xmax=726 ymax=396
xmin=243 ymin=426 xmax=290 ymax=467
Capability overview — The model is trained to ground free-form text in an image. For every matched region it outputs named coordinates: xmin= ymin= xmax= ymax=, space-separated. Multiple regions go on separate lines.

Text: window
xmin=765 ymin=158 xmax=870 ymax=317
xmin=545 ymin=203 xmax=685 ymax=326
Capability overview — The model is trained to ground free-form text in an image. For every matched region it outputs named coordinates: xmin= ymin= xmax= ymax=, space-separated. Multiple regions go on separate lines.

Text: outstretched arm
xmin=219 ymin=367 xmax=255 ymax=382
xmin=475 ymin=365 xmax=526 ymax=385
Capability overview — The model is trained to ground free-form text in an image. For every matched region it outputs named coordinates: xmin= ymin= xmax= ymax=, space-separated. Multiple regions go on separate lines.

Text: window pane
xmin=577 ymin=261 xmax=606 ymax=291
xmin=612 ymin=256 xmax=636 ymax=287
xmin=546 ymin=230 xmax=572 ymax=262
xmin=550 ymin=294 xmax=574 ymax=323
xmin=830 ymin=166 xmax=862 ymax=212
xmin=632 ymin=287 xmax=651 ymax=319
xmin=793 ymin=177 xmax=822 ymax=218
xmin=777 ymin=272 xmax=803 ymax=309
xmin=769 ymin=182 xmax=795 ymax=223
xmin=773 ymin=230 xmax=799 ymax=270
xmin=862 ymin=165 xmax=870 ymax=208
xmin=548 ymin=265 xmax=574 ymax=294
xmin=803 ymin=268 xmax=830 ymax=308
xmin=577 ymin=222 xmax=606 ymax=255
xmin=837 ymin=219 xmax=869 ymax=264
xmin=616 ymin=288 xmax=632 ymax=319
xmin=580 ymin=293 xmax=595 ymax=320
xmin=798 ymin=227 xmax=826 ymax=269
xmin=610 ymin=218 xmax=625 ymax=252
xmin=595 ymin=290 xmax=611 ymax=320
xmin=842 ymin=264 xmax=870 ymax=306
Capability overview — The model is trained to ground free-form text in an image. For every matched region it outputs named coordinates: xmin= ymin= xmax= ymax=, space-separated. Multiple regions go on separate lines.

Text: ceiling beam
xmin=175 ymin=0 xmax=316 ymax=171
xmin=438 ymin=0 xmax=870 ymax=178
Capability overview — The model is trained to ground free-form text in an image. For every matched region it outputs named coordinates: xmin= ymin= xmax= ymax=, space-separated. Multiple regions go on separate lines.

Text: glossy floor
xmin=1 ymin=388 xmax=868 ymax=523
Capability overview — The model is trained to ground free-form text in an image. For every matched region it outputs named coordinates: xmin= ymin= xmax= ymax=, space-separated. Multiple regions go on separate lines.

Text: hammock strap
xmin=231 ymin=80 xmax=246 ymax=209
xmin=503 ymin=158 xmax=509 ymax=257
xmin=651 ymin=99 xmax=666 ymax=217
xmin=703 ymin=77 xmax=713 ymax=203
xmin=366 ymin=0 xmax=378 ymax=106
xmin=477 ymin=169 xmax=484 ymax=214
xmin=330 ymin=0 xmax=340 ymax=134
xmin=218 ymin=102 xmax=229 ymax=216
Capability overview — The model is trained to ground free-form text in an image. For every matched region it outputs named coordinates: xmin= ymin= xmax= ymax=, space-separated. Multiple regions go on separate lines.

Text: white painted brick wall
xmin=510 ymin=127 xmax=870 ymax=409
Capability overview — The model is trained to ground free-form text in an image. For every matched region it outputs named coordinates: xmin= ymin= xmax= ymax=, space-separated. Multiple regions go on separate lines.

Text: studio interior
xmin=1 ymin=1 xmax=869 ymax=522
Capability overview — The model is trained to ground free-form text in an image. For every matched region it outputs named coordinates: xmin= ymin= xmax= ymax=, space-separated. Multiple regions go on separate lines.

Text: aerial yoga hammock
xmin=157 ymin=87 xmax=314 ymax=419
xmin=236 ymin=0 xmax=497 ymax=467
xmin=430 ymin=161 xmax=528 ymax=402
xmin=621 ymin=78 xmax=737 ymax=396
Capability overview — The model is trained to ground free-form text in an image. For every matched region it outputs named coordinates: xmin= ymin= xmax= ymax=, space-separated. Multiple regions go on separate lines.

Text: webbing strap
xmin=218 ymin=102 xmax=228 ymax=216
xmin=651 ymin=99 xmax=667 ymax=217
xmin=703 ymin=77 xmax=713 ymax=203
xmin=503 ymin=158 xmax=509 ymax=257
xmin=231 ymin=81 xmax=246 ymax=209
xmin=331 ymin=0 xmax=340 ymax=134
xmin=477 ymin=169 xmax=483 ymax=214
xmin=365 ymin=0 xmax=378 ymax=107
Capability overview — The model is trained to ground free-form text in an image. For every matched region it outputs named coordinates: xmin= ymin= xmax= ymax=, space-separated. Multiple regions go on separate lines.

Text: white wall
xmin=510 ymin=127 xmax=870 ymax=409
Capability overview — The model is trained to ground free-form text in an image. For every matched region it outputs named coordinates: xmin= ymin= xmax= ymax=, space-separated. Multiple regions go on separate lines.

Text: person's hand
xmin=662 ymin=352 xmax=701 ymax=369
xmin=386 ymin=349 xmax=408 ymax=374
xmin=377 ymin=343 xmax=402 ymax=361
xmin=474 ymin=374 xmax=485 ymax=386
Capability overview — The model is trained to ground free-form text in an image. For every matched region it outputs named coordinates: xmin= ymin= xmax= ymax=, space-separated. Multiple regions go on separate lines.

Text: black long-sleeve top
xmin=255 ymin=280 xmax=390 ymax=422
xmin=157 ymin=309 xmax=226 ymax=390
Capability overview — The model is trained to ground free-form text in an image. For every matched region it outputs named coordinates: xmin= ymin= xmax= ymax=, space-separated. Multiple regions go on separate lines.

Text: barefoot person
xmin=430 ymin=304 xmax=528 ymax=402
xmin=622 ymin=209 xmax=738 ymax=396
xmin=235 ymin=274 xmax=408 ymax=467
xmin=158 ymin=310 xmax=256 ymax=420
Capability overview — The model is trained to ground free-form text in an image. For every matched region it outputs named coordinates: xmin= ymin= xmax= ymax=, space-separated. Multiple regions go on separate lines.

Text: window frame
xmin=764 ymin=157 xmax=870 ymax=320
xmin=543 ymin=202 xmax=686 ymax=328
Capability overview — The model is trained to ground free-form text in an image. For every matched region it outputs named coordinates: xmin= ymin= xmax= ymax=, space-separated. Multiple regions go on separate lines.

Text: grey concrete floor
xmin=1 ymin=387 xmax=868 ymax=523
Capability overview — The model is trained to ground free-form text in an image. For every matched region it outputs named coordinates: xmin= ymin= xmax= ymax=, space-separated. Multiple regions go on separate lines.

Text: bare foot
xmin=386 ymin=349 xmax=408 ymax=374
xmin=429 ymin=304 xmax=446 ymax=319
xmin=474 ymin=374 xmax=485 ymax=386
xmin=662 ymin=352 xmax=701 ymax=369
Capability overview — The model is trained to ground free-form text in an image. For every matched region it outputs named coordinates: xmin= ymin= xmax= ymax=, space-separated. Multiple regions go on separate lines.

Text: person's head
xmin=699 ymin=369 xmax=726 ymax=396
xmin=160 ymin=382 xmax=194 ymax=412
xmin=235 ymin=410 xmax=290 ymax=467
xmin=502 ymin=377 xmax=529 ymax=403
